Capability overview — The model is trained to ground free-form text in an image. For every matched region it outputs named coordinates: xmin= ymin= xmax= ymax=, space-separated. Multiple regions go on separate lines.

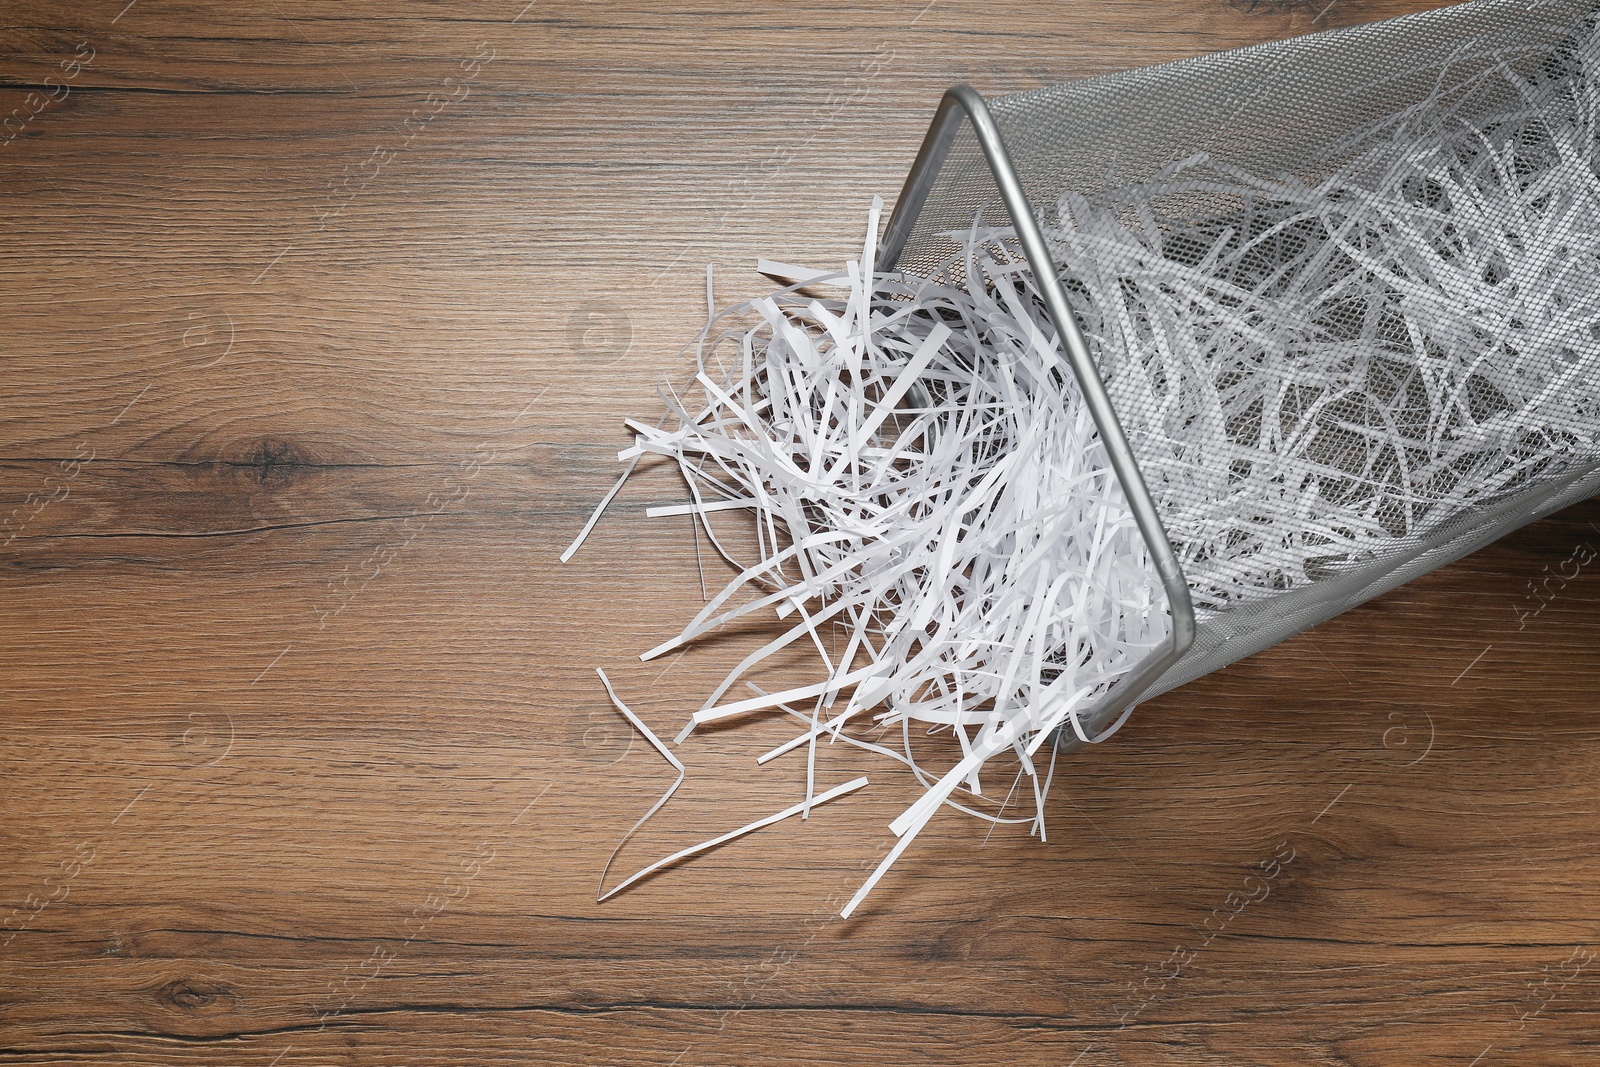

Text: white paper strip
xmin=594 ymin=668 xmax=686 ymax=900
xmin=644 ymin=497 xmax=756 ymax=519
xmin=597 ymin=775 xmax=868 ymax=902
xmin=756 ymin=259 xmax=844 ymax=287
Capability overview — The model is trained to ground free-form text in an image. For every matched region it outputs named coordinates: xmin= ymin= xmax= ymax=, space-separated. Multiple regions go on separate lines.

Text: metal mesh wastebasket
xmin=879 ymin=0 xmax=1600 ymax=747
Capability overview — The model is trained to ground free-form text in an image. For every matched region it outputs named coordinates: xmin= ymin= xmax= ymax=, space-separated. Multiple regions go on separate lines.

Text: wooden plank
xmin=4 ymin=2 xmax=1599 ymax=1065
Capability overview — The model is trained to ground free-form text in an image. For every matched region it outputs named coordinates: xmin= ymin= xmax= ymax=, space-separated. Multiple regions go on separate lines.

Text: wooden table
xmin=5 ymin=2 xmax=1598 ymax=1063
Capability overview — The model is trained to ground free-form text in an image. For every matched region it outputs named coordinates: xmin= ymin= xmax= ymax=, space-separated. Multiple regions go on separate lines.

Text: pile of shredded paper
xmin=573 ymin=17 xmax=1600 ymax=916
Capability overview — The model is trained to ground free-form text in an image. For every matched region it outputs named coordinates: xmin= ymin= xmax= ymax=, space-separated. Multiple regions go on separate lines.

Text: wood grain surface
xmin=4 ymin=2 xmax=1598 ymax=1065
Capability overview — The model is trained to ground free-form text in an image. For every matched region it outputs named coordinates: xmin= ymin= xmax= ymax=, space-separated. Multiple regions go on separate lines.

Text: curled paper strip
xmin=593 ymin=668 xmax=685 ymax=900
xmin=595 ymin=668 xmax=867 ymax=901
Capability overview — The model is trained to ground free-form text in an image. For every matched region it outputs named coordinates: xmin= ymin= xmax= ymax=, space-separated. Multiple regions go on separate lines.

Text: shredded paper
xmin=575 ymin=12 xmax=1600 ymax=915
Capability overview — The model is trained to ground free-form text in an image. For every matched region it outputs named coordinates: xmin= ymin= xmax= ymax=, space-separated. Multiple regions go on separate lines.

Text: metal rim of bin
xmin=879 ymin=84 xmax=1197 ymax=753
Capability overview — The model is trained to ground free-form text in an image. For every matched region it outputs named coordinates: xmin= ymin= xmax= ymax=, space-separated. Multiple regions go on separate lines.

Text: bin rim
xmin=879 ymin=83 xmax=1197 ymax=750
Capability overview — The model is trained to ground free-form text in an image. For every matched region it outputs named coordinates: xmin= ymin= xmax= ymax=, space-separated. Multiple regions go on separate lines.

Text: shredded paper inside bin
xmin=890 ymin=0 xmax=1600 ymax=705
